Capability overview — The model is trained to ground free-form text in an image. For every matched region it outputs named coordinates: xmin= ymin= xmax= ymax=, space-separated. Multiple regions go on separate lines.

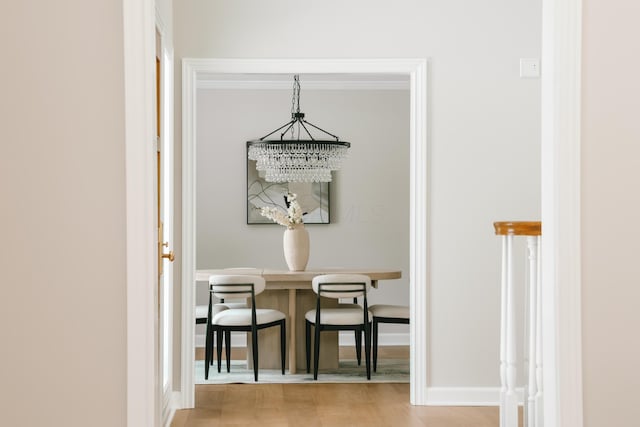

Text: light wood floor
xmin=173 ymin=347 xmax=500 ymax=427
xmin=171 ymin=383 xmax=499 ymax=427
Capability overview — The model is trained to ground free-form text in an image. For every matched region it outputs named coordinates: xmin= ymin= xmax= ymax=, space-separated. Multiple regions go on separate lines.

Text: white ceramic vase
xmin=283 ymin=225 xmax=310 ymax=271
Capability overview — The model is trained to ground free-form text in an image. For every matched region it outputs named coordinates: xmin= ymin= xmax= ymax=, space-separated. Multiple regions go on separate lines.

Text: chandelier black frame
xmin=247 ymin=75 xmax=351 ymax=183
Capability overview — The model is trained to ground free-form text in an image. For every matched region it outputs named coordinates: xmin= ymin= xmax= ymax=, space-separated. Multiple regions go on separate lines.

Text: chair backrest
xmin=208 ymin=274 xmax=266 ymax=301
xmin=312 ymin=274 xmax=371 ymax=299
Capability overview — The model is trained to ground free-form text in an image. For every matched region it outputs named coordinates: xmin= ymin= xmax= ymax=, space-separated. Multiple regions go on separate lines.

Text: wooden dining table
xmin=195 ymin=268 xmax=402 ymax=374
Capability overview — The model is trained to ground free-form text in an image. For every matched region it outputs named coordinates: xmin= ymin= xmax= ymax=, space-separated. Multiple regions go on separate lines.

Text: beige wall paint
xmin=581 ymin=0 xmax=640 ymax=425
xmin=5 ymin=0 xmax=637 ymax=421
xmin=0 ymin=1 xmax=127 ymax=426
xmin=174 ymin=0 xmax=541 ymax=388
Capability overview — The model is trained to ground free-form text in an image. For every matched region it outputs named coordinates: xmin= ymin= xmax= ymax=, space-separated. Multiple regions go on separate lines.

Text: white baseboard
xmin=339 ymin=331 xmax=410 ymax=346
xmin=172 ymin=391 xmax=183 ymax=409
xmin=195 ymin=332 xmax=247 ymax=348
xmin=195 ymin=332 xmax=410 ymax=348
xmin=163 ymin=391 xmax=182 ymax=427
xmin=425 ymin=387 xmax=524 ymax=406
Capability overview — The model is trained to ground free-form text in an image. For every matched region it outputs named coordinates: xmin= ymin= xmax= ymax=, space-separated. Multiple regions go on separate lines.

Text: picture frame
xmin=246 ymin=145 xmax=330 ymax=224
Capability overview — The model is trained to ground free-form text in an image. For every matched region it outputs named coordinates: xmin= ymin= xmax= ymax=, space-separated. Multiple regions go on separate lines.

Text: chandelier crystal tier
xmin=247 ymin=75 xmax=350 ymax=183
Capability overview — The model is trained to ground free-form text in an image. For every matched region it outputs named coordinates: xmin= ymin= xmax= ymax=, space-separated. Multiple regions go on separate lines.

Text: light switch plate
xmin=520 ymin=58 xmax=540 ymax=78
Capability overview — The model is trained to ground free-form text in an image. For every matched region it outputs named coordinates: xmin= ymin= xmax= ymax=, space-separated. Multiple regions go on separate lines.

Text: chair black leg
xmin=251 ymin=327 xmax=259 ymax=382
xmin=209 ymin=326 xmax=215 ymax=366
xmin=280 ymin=320 xmax=286 ymax=375
xmin=313 ymin=323 xmax=321 ymax=380
xmin=225 ymin=330 xmax=231 ymax=373
xmin=204 ymin=324 xmax=212 ymax=379
xmin=355 ymin=329 xmax=362 ymax=366
xmin=305 ymin=320 xmax=311 ymax=374
xmin=208 ymin=326 xmax=215 ymax=366
xmin=373 ymin=318 xmax=379 ymax=373
xmin=216 ymin=327 xmax=223 ymax=373
xmin=364 ymin=321 xmax=372 ymax=380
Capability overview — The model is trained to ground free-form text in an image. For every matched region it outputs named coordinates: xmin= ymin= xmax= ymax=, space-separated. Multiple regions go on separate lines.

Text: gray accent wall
xmin=194 ymin=87 xmax=410 ymax=333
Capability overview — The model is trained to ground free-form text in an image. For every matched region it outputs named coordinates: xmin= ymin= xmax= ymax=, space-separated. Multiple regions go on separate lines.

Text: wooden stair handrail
xmin=494 ymin=221 xmax=541 ymax=236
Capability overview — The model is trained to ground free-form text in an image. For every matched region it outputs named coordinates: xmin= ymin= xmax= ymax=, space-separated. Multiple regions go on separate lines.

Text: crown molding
xmin=196 ymin=79 xmax=409 ymax=91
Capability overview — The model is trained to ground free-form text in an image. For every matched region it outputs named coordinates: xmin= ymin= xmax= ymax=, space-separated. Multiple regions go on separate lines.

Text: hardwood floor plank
xmin=172 ymin=383 xmax=500 ymax=427
xmin=177 ymin=346 xmax=499 ymax=427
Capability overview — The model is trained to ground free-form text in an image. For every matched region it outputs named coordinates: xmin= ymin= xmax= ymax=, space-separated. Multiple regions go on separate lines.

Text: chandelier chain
xmin=290 ymin=75 xmax=302 ymax=139
xmin=296 ymin=75 xmax=303 ymax=139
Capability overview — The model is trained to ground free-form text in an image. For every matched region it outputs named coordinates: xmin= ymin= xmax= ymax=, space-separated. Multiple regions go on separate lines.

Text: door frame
xmin=155 ymin=8 xmax=176 ymax=426
xmin=180 ymin=58 xmax=428 ymax=407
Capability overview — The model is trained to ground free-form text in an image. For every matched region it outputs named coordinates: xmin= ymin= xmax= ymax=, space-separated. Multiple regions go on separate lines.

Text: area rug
xmin=195 ymin=359 xmax=409 ymax=384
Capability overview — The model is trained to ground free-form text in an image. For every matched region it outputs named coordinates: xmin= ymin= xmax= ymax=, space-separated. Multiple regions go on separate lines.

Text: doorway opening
xmin=180 ymin=58 xmax=428 ymax=407
xmin=193 ymin=73 xmax=411 ymax=386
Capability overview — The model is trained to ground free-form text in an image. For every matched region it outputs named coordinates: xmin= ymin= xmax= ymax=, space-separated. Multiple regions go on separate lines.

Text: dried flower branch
xmin=259 ymin=193 xmax=304 ymax=229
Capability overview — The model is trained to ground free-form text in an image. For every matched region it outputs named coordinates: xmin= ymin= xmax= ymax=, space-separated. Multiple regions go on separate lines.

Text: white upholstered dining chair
xmin=305 ymin=274 xmax=373 ymax=380
xmin=205 ymin=274 xmax=286 ymax=382
xmin=198 ymin=298 xmax=247 ymax=373
xmin=198 ymin=268 xmax=253 ymax=370
xmin=368 ymin=304 xmax=410 ymax=372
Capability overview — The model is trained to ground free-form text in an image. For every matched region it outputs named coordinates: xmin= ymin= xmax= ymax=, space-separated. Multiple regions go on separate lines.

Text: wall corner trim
xmin=124 ymin=0 xmax=157 ymax=425
xmin=541 ymin=0 xmax=584 ymax=425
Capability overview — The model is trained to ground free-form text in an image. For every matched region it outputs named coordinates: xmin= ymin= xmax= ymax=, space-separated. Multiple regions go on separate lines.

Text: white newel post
xmin=495 ymin=222 xmax=542 ymax=427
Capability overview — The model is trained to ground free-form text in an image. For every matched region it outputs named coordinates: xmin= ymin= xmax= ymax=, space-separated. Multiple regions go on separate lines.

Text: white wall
xmin=174 ymin=0 xmax=541 ymax=389
xmin=581 ymin=0 xmax=640 ymax=424
xmin=157 ymin=0 xmax=174 ymax=39
xmin=194 ymin=86 xmax=410 ymax=336
xmin=0 ymin=1 xmax=127 ymax=426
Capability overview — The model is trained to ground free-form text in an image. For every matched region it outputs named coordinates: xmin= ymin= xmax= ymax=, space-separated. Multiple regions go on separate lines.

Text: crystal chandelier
xmin=247 ymin=75 xmax=350 ymax=183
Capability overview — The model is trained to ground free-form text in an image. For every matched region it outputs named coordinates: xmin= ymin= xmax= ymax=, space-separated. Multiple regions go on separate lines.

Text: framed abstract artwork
xmin=247 ymin=156 xmax=330 ymax=225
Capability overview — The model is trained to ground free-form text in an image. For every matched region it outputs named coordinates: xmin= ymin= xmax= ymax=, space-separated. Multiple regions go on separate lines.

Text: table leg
xmin=250 ymin=288 xmax=338 ymax=372
xmin=288 ymin=289 xmax=297 ymax=374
